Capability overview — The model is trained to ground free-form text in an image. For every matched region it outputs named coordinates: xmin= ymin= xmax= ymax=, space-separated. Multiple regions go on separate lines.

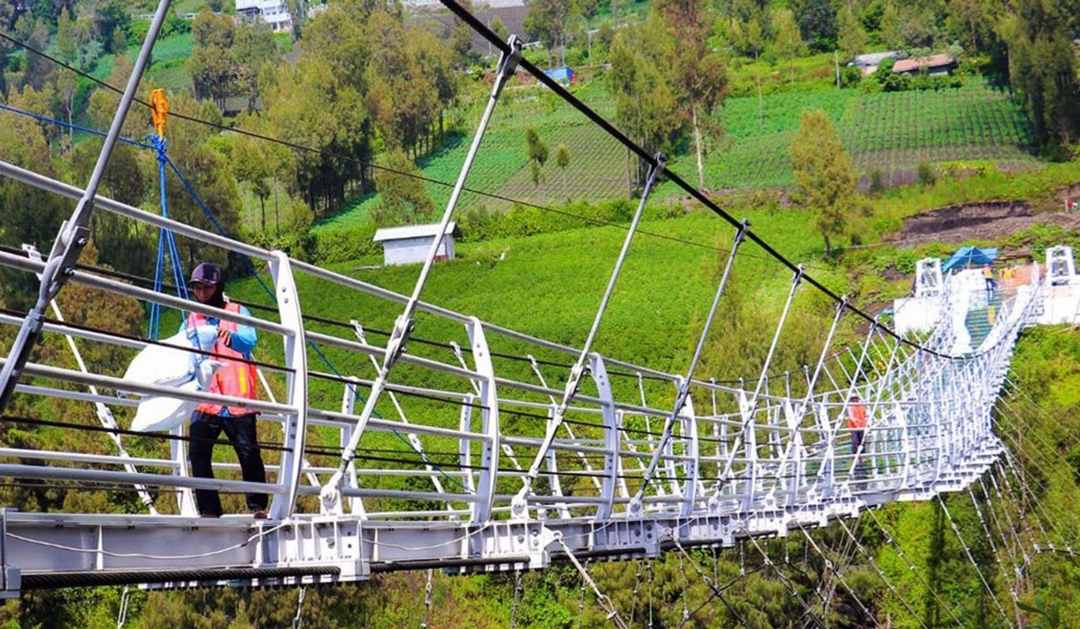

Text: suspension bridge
xmin=0 ymin=1 xmax=1077 ymax=624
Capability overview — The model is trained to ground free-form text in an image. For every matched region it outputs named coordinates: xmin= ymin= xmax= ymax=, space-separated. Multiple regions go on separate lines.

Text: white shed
xmin=373 ymin=222 xmax=457 ymax=266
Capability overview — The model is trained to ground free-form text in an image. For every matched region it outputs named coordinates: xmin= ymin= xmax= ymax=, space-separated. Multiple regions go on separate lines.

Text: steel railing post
xmin=511 ymin=154 xmax=665 ymax=520
xmin=0 ymin=0 xmax=174 ymax=412
xmin=320 ymin=37 xmax=521 ymax=514
xmin=269 ymin=252 xmax=308 ymax=520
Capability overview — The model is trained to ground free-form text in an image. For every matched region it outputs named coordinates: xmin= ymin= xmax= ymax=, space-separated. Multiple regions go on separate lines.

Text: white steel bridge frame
xmin=0 ymin=0 xmax=1047 ymax=596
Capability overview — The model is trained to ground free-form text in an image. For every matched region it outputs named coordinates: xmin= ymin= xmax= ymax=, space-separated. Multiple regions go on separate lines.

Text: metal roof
xmin=852 ymin=51 xmax=900 ymax=67
xmin=373 ymin=222 xmax=457 ymax=242
xmin=892 ymin=54 xmax=955 ymax=73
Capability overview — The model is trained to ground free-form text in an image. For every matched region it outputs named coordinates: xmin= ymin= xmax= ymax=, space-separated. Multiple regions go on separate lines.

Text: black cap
xmin=190 ymin=262 xmax=223 ymax=286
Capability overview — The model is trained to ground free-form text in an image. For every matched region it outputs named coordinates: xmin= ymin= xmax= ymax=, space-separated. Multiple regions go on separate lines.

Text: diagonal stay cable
xmin=744 ymin=532 xmax=827 ymax=627
xmin=667 ymin=532 xmax=752 ymax=628
xmin=936 ymin=495 xmax=1013 ymax=627
xmin=0 ymin=29 xmax=772 ymax=263
xmin=835 ymin=516 xmax=929 ymax=628
xmin=681 ymin=562 xmax=768 ymax=626
xmin=863 ymin=507 xmax=966 ymax=627
xmin=435 ymin=0 xmax=989 ymax=362
xmin=794 ymin=521 xmax=878 ymax=626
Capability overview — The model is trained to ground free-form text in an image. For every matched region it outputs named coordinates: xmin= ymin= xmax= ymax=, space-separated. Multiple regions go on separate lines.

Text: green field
xmin=316 ymin=77 xmax=1038 ymax=234
xmin=91 ymin=32 xmax=194 ymax=92
xmin=242 ymin=206 xmax=847 ymax=487
xmin=312 ymin=80 xmax=624 ymax=233
xmin=686 ymin=78 xmax=1036 ymax=189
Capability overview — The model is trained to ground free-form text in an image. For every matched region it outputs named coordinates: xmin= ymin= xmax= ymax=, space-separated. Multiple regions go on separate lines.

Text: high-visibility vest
xmin=186 ymin=302 xmax=258 ymax=416
xmin=847 ymin=403 xmax=868 ymax=429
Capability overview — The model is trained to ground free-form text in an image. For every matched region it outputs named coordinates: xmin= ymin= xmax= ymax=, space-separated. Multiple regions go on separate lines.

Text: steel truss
xmin=0 ymin=0 xmax=1049 ymax=597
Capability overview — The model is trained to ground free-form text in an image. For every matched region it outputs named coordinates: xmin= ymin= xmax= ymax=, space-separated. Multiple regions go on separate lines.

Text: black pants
xmin=851 ymin=430 xmax=866 ymax=478
xmin=189 ymin=411 xmax=267 ymax=516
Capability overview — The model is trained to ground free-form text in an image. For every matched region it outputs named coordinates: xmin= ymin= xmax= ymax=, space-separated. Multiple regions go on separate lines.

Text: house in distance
xmin=374 ymin=222 xmax=458 ymax=266
xmin=892 ymin=53 xmax=957 ymax=76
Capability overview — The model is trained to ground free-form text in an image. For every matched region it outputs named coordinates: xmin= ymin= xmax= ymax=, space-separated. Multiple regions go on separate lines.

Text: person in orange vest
xmin=185 ymin=262 xmax=267 ymax=518
xmin=847 ymin=394 xmax=868 ymax=479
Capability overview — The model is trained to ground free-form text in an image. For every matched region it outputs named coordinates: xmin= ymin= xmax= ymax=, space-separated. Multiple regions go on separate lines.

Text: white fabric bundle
xmin=123 ymin=329 xmax=218 ymax=433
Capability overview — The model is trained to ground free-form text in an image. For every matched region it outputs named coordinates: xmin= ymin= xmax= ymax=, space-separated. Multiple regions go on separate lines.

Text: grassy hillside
xmin=235 ymin=205 xmax=848 ymax=485
xmin=316 ymin=77 xmax=1037 ymax=235
xmin=5 ymin=161 xmax=1080 ymax=625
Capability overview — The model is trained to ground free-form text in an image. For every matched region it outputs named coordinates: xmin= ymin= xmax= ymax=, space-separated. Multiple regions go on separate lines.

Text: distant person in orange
xmin=847 ymin=394 xmax=868 ymax=479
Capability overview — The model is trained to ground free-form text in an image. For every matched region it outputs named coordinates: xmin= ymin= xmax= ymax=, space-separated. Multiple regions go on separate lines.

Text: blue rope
xmin=2 ymin=96 xmax=466 ymax=493
xmin=149 ymin=224 xmax=166 ymax=339
xmin=162 ymin=155 xmax=465 ymax=492
xmin=0 ymin=102 xmax=446 ymax=481
xmin=0 ymin=103 xmax=153 ymax=150
xmin=147 ymin=135 xmax=190 ymax=340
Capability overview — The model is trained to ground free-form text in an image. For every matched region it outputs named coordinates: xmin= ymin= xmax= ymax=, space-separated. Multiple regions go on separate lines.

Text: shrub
xmin=869 ymin=169 xmax=885 ymax=194
xmin=840 ymin=65 xmax=862 ymax=88
xmin=916 ymin=161 xmax=937 ymax=186
xmin=310 ymin=224 xmax=380 ymax=263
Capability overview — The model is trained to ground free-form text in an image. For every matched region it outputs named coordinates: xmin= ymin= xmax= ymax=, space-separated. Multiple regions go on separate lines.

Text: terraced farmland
xmin=687 ymin=78 xmax=1036 ymax=190
xmin=315 ymin=77 xmax=1038 ymax=233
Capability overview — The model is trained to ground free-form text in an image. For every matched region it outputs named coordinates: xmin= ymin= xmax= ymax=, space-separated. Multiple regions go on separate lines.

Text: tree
xmin=879 ymin=0 xmax=904 ymax=49
xmin=555 ymin=143 xmax=570 ymax=186
xmin=524 ymin=0 xmax=582 ymax=67
xmin=607 ymin=19 xmax=683 ymax=193
xmin=657 ymin=0 xmax=728 ymax=190
xmin=490 ymin=15 xmax=509 ymax=48
xmin=553 ymin=142 xmax=571 ymax=193
xmin=262 ymin=0 xmax=376 ymax=215
xmin=836 ymin=4 xmax=867 ymax=61
xmin=789 ymin=0 xmax=837 ymax=52
xmin=790 ymin=110 xmax=858 ymax=256
xmin=365 ymin=11 xmax=443 ymax=158
xmin=232 ymin=21 xmax=279 ymax=111
xmin=94 ymin=0 xmax=131 ymax=54
xmin=525 ymin=128 xmax=549 ymax=186
xmin=998 ymin=0 xmax=1080 ymax=153
xmin=946 ymin=0 xmax=999 ymax=53
xmin=771 ymin=7 xmax=805 ymax=80
xmin=722 ymin=14 xmax=766 ymax=58
xmin=53 ymin=8 xmax=79 ymax=146
xmin=188 ymin=10 xmax=237 ymax=110
xmin=371 ymin=150 xmax=435 ymax=227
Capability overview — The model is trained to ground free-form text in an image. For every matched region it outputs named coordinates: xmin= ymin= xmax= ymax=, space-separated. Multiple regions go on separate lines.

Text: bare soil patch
xmin=887 ymin=200 xmax=1080 ymax=244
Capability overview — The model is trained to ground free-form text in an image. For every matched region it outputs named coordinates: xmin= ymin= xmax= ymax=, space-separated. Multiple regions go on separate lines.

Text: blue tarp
xmin=942 ymin=246 xmax=998 ymax=273
xmin=544 ymin=66 xmax=575 ymax=84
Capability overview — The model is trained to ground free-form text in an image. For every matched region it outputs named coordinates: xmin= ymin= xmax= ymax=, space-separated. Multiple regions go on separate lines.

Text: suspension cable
xmin=863 ymin=507 xmax=966 ymax=627
xmin=794 ymin=522 xmax=878 ymax=626
xmin=935 ymin=495 xmax=1013 ymax=626
xmin=834 ymin=516 xmax=928 ymax=628
xmin=744 ymin=533 xmax=827 ymax=627
xmin=552 ymin=533 xmax=629 ymax=629
xmin=667 ymin=533 xmax=751 ymax=628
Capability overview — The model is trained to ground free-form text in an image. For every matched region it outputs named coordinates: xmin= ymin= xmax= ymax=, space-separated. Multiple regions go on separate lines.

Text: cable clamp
xmin=496 ymin=35 xmax=522 ymax=79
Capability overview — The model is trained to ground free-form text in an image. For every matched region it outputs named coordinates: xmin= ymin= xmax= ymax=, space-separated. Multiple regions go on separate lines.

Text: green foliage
xmin=836 ymin=3 xmax=868 ymax=61
xmin=791 ymin=109 xmax=860 ymax=255
xmin=916 ymin=161 xmax=937 ymax=186
xmin=523 ymin=0 xmax=583 ymax=67
xmin=311 ymin=222 xmax=381 ymax=263
xmin=998 ymin=0 xmax=1080 ymax=154
xmin=607 ymin=14 xmax=684 ymax=189
xmin=789 ymin=0 xmax=837 ymax=52
xmin=524 ymin=127 xmax=549 ymax=186
xmin=370 ymin=150 xmax=436 ymax=227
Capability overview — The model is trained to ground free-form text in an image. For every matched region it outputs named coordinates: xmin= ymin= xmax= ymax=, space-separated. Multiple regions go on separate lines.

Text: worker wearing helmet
xmin=184 ymin=262 xmax=267 ymax=519
xmin=847 ymin=394 xmax=868 ymax=481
